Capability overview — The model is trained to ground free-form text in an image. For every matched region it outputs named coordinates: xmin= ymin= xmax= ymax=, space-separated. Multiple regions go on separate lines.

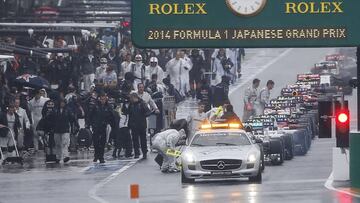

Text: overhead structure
xmin=0 ymin=0 xmax=131 ymax=23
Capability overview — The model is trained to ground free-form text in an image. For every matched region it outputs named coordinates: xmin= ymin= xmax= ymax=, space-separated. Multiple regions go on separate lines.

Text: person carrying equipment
xmin=0 ymin=104 xmax=21 ymax=164
xmin=152 ymin=129 xmax=186 ymax=173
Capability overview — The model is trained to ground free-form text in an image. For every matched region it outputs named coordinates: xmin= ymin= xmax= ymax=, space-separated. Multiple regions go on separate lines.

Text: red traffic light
xmin=121 ymin=21 xmax=130 ymax=28
xmin=337 ymin=112 xmax=349 ymax=123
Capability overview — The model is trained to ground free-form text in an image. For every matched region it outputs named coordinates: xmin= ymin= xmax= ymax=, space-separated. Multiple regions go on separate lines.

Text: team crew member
xmin=136 ymin=83 xmax=160 ymax=114
xmin=14 ymin=98 xmax=30 ymax=150
xmin=212 ymin=76 xmax=230 ymax=108
xmin=255 ymin=80 xmax=275 ymax=116
xmin=197 ymin=79 xmax=212 ymax=112
xmin=113 ymin=103 xmax=132 ymax=158
xmin=206 ymin=100 xmax=231 ymax=121
xmin=0 ymin=104 xmax=20 ymax=162
xmin=88 ymin=92 xmax=114 ymax=163
xmin=95 ymin=58 xmax=108 ymax=82
xmin=243 ymin=79 xmax=260 ymax=121
xmin=221 ymin=105 xmax=243 ymax=127
xmin=124 ymin=93 xmax=151 ymax=159
xmin=131 ymin=54 xmax=146 ymax=89
xmin=146 ymin=57 xmax=165 ymax=84
xmin=166 ymin=51 xmax=193 ymax=96
xmin=188 ymin=102 xmax=207 ymax=140
xmin=28 ymin=90 xmax=49 ymax=151
xmin=51 ymin=98 xmax=76 ymax=163
xmin=152 ymin=129 xmax=186 ymax=173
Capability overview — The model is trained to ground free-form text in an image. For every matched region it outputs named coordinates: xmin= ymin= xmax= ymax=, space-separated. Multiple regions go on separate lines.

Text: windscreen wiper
xmin=216 ymin=143 xmax=237 ymax=146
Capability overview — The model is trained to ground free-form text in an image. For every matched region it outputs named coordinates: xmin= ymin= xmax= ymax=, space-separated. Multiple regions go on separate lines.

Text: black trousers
xmin=93 ymin=128 xmax=107 ymax=160
xmin=131 ymin=127 xmax=147 ymax=156
xmin=115 ymin=127 xmax=132 ymax=156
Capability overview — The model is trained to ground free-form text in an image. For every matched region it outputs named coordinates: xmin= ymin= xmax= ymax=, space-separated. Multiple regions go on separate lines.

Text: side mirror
xmin=349 ymin=78 xmax=358 ymax=89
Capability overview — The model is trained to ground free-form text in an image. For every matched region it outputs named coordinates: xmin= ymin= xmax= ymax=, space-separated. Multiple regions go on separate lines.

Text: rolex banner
xmin=132 ymin=0 xmax=360 ymax=48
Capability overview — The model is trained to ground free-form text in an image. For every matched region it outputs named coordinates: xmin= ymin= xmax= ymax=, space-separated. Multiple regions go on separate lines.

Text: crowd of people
xmin=0 ymin=29 xmax=246 ymax=165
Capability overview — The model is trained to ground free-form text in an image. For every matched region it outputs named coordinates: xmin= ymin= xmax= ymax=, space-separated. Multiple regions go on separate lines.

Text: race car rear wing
xmin=326 ymin=54 xmax=345 ymax=62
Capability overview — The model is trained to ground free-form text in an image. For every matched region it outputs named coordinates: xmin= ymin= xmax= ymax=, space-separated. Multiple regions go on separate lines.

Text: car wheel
xmin=181 ymin=168 xmax=195 ymax=184
xmin=298 ymin=134 xmax=308 ymax=156
xmin=271 ymin=141 xmax=284 ymax=165
xmin=269 ymin=139 xmax=281 ymax=154
xmin=249 ymin=168 xmax=262 ymax=183
xmin=283 ymin=135 xmax=294 ymax=160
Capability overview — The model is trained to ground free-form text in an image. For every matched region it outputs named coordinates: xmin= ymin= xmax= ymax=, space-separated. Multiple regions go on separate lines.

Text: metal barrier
xmin=163 ymin=96 xmax=176 ymax=128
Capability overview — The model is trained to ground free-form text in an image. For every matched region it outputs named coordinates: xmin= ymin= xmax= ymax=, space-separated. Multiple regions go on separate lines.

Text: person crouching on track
xmin=152 ymin=129 xmax=186 ymax=173
xmin=0 ymin=104 xmax=21 ymax=163
xmin=51 ymin=98 xmax=76 ymax=163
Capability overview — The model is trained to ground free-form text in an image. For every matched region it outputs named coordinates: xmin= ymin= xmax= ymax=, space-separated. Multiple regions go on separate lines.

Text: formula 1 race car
xmin=244 ymin=118 xmax=291 ymax=166
xmin=311 ymin=54 xmax=353 ymax=95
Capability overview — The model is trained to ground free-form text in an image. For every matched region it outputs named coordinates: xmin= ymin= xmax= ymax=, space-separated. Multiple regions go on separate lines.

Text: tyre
xmin=287 ymin=143 xmax=294 ymax=160
xmin=269 ymin=139 xmax=282 ymax=154
xmin=298 ymin=133 xmax=308 ymax=156
xmin=181 ymin=168 xmax=195 ymax=184
xmin=283 ymin=135 xmax=294 ymax=160
xmin=270 ymin=140 xmax=284 ymax=165
xmin=249 ymin=168 xmax=262 ymax=183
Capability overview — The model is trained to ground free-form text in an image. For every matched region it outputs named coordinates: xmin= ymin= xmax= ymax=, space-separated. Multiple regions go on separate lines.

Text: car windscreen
xmin=190 ymin=132 xmax=251 ymax=147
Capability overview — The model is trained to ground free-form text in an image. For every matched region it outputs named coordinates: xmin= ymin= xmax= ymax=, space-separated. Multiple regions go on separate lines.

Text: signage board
xmin=132 ymin=0 xmax=360 ymax=48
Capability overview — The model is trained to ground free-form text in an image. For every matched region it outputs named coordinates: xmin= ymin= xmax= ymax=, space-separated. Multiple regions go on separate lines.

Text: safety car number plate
xmin=211 ymin=171 xmax=232 ymax=175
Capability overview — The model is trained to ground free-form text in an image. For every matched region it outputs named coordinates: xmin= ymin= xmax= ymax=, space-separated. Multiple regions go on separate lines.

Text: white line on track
xmin=88 ymin=160 xmax=138 ymax=203
xmin=324 ymin=172 xmax=360 ymax=198
xmin=229 ymin=48 xmax=294 ymax=95
xmin=80 ymin=159 xmax=137 ymax=173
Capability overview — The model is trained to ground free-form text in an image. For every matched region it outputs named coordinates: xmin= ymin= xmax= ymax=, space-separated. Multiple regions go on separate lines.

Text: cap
xmin=150 ymin=57 xmax=158 ymax=63
xmin=135 ymin=54 xmax=143 ymax=61
xmin=179 ymin=129 xmax=187 ymax=139
xmin=57 ymin=53 xmax=64 ymax=57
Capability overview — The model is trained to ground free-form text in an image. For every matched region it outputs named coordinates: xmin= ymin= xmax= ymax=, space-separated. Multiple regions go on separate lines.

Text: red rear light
xmin=337 ymin=113 xmax=348 ymax=123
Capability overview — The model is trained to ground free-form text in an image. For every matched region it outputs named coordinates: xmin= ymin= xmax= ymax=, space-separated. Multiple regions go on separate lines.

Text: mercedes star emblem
xmin=217 ymin=161 xmax=226 ymax=170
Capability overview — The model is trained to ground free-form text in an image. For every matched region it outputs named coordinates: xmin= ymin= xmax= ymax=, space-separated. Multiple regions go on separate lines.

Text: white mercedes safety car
xmin=181 ymin=122 xmax=263 ymax=183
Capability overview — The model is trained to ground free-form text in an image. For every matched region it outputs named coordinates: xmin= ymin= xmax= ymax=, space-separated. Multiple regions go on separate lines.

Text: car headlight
xmin=247 ymin=154 xmax=257 ymax=163
xmin=183 ymin=152 xmax=195 ymax=163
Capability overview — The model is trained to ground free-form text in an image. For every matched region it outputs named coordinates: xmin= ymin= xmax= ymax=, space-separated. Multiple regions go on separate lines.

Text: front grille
xmin=200 ymin=159 xmax=242 ymax=170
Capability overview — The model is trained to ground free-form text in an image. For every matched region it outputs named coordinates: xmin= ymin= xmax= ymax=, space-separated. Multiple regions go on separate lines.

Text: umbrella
xmin=15 ymin=74 xmax=50 ymax=89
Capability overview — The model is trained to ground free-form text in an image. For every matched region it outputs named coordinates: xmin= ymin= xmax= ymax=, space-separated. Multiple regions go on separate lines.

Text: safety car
xmin=181 ymin=122 xmax=263 ymax=184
